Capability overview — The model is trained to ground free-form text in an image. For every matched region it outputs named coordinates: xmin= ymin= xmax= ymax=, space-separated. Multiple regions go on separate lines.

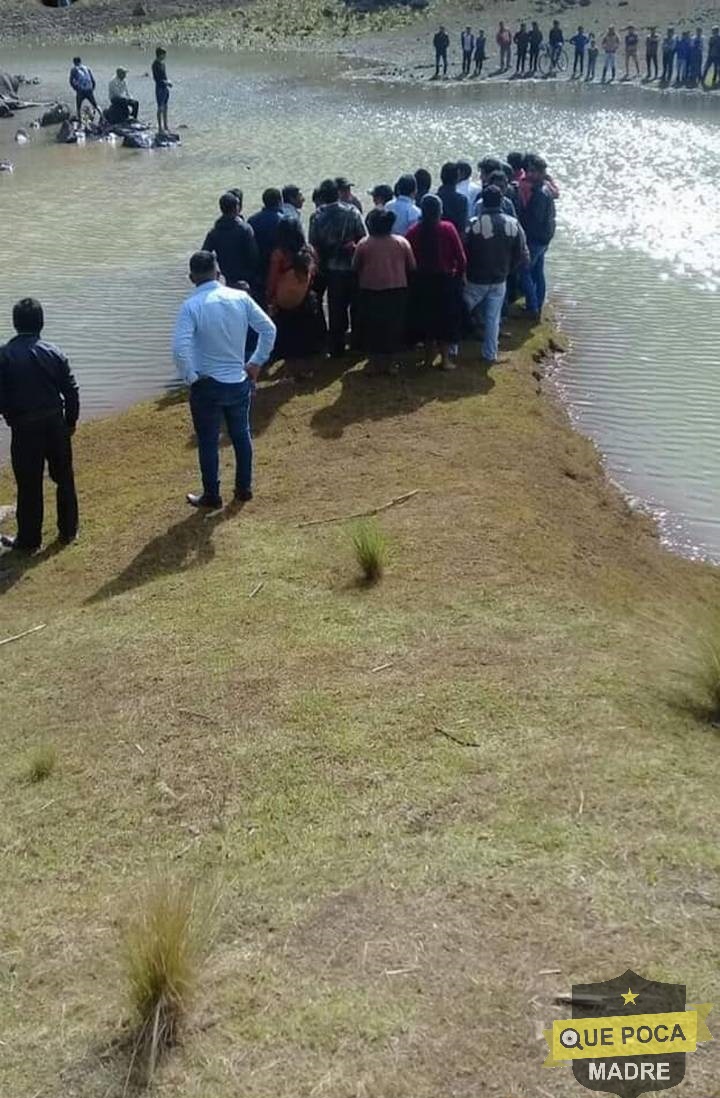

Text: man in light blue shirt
xmin=172 ymin=251 xmax=276 ymax=510
xmin=385 ymin=175 xmax=421 ymax=236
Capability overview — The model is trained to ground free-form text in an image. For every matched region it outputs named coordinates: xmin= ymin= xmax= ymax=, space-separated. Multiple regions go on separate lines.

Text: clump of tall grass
xmin=682 ymin=621 xmax=720 ymax=724
xmin=351 ymin=520 xmax=387 ymax=584
xmin=121 ymin=876 xmax=217 ymax=1083
xmin=26 ymin=743 xmax=57 ymax=783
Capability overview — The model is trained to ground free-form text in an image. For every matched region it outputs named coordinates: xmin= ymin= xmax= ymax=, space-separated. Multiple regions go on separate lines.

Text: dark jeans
xmin=573 ymin=49 xmax=585 ymax=75
xmin=646 ymin=52 xmax=658 ymax=78
xmin=10 ymin=413 xmax=78 ymax=550
xmin=462 ymin=50 xmax=472 ymax=74
xmin=434 ymin=49 xmax=447 ymax=76
xmin=189 ymin=377 xmax=252 ymax=501
xmin=326 ymin=270 xmax=356 ymax=356
xmin=107 ymin=97 xmax=139 ymax=123
xmin=75 ymin=90 xmax=99 ymax=118
xmin=529 ymin=46 xmax=540 ymax=72
xmin=662 ymin=53 xmax=674 ymax=81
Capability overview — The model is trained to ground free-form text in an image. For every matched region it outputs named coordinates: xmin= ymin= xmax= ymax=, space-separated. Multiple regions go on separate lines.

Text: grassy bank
xmin=1 ymin=323 xmax=719 ymax=1096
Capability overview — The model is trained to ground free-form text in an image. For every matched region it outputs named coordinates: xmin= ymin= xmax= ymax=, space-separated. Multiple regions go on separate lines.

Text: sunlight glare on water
xmin=0 ymin=47 xmax=718 ymax=557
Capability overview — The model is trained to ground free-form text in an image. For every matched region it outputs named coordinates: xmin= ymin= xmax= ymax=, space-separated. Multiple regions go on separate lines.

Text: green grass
xmin=24 ymin=743 xmax=57 ymax=784
xmin=351 ymin=519 xmax=388 ymax=583
xmin=1 ymin=323 xmax=719 ymax=1096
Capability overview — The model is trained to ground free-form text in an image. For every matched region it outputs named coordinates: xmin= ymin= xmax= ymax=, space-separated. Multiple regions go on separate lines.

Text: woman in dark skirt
xmin=351 ymin=207 xmax=417 ymax=375
xmin=406 ymin=194 xmax=467 ymax=370
xmin=266 ymin=217 xmax=327 ymax=380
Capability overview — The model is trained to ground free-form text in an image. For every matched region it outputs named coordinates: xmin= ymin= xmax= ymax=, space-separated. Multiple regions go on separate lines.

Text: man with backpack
xmin=69 ymin=56 xmax=100 ymax=123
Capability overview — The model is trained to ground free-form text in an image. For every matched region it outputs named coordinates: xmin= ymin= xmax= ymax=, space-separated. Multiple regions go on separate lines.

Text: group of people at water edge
xmin=433 ymin=21 xmax=720 ymax=86
xmin=0 ymin=152 xmax=557 ymax=551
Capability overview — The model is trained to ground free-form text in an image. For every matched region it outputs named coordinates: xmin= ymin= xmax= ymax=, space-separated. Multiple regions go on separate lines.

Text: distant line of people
xmin=68 ymin=46 xmax=173 ymax=132
xmin=432 ymin=22 xmax=720 ymax=87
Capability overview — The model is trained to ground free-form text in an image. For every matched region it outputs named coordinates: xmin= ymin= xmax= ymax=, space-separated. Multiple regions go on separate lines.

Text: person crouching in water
xmin=464 ymin=186 xmax=528 ymax=365
xmin=0 ymin=298 xmax=79 ymax=553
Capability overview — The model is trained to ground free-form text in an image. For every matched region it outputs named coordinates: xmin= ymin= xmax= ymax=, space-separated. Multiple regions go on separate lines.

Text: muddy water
xmin=0 ymin=47 xmax=718 ymax=557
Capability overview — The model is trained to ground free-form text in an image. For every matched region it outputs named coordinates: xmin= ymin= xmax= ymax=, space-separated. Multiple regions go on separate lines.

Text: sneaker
xmin=186 ymin=493 xmax=223 ymax=510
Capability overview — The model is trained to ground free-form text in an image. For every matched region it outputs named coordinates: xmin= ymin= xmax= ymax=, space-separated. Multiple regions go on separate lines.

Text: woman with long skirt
xmin=406 ymin=194 xmax=467 ymax=371
xmin=351 ymin=207 xmax=417 ymax=375
xmin=266 ymin=217 xmax=327 ymax=381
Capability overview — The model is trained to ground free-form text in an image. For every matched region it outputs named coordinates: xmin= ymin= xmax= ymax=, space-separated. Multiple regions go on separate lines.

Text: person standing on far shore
xmin=548 ymin=20 xmax=564 ymax=71
xmin=689 ymin=29 xmax=704 ymax=84
xmin=586 ymin=34 xmax=599 ymax=81
xmin=497 ymin=22 xmax=512 ymax=72
xmin=433 ymin=25 xmax=450 ymax=77
xmin=461 ymin=27 xmax=475 ymax=76
xmin=514 ymin=23 xmax=530 ymax=74
xmin=675 ymin=31 xmax=692 ymax=84
xmin=624 ymin=26 xmax=640 ymax=79
xmin=661 ymin=28 xmax=676 ymax=83
xmin=601 ymin=26 xmax=620 ymax=82
xmin=703 ymin=26 xmax=720 ymax=87
xmin=570 ymin=26 xmax=589 ymax=77
xmin=0 ymin=298 xmax=79 ymax=554
xmin=173 ymin=252 xmax=276 ymax=510
xmin=645 ymin=28 xmax=660 ymax=80
xmin=152 ymin=46 xmax=172 ymax=132
xmin=528 ymin=22 xmax=543 ymax=74
xmin=474 ymin=30 xmax=487 ymax=75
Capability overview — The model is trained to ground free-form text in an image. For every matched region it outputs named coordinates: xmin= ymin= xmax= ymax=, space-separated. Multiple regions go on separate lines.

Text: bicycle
xmin=538 ymin=43 xmax=569 ymax=76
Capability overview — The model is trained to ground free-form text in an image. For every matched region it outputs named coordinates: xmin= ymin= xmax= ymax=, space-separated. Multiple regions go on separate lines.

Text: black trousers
xmin=106 ymin=97 xmax=140 ymax=123
xmin=76 ymin=90 xmax=99 ymax=118
xmin=326 ymin=271 xmax=356 ymax=356
xmin=646 ymin=52 xmax=658 ymax=78
xmin=529 ymin=46 xmax=540 ymax=72
xmin=516 ymin=47 xmax=528 ymax=72
xmin=573 ymin=49 xmax=585 ymax=75
xmin=662 ymin=54 xmax=674 ymax=82
xmin=434 ymin=48 xmax=448 ymax=76
xmin=10 ymin=415 xmax=78 ymax=550
xmin=462 ymin=50 xmax=473 ymax=74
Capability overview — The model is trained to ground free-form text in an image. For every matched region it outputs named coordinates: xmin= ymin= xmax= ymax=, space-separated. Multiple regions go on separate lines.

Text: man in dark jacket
xmin=309 ymin=178 xmax=366 ymax=357
xmin=528 ymin=22 xmax=543 ymax=73
xmin=464 ymin=187 xmax=528 ymax=363
xmin=548 ymin=20 xmax=565 ymax=69
xmin=514 ymin=23 xmax=530 ymax=74
xmin=437 ymin=161 xmax=469 ymax=236
xmin=202 ymin=192 xmax=259 ymax=290
xmin=517 ymin=156 xmax=556 ymax=318
xmin=433 ymin=25 xmax=450 ymax=77
xmin=247 ymin=188 xmax=284 ymax=306
xmin=0 ymin=298 xmax=79 ymax=553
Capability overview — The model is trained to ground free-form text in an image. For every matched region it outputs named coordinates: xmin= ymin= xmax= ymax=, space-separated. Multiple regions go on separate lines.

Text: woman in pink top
xmin=406 ymin=194 xmax=467 ymax=371
xmin=352 ymin=207 xmax=416 ymax=375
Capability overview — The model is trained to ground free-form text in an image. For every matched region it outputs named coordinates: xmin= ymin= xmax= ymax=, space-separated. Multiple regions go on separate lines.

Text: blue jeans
xmin=464 ymin=281 xmax=506 ymax=361
xmin=189 ymin=377 xmax=252 ymax=501
xmin=520 ymin=244 xmax=548 ymax=313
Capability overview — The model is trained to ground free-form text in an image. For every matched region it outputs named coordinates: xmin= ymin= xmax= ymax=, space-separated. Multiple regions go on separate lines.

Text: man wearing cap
xmin=107 ymin=67 xmax=139 ymax=123
xmin=335 ymin=177 xmax=363 ymax=214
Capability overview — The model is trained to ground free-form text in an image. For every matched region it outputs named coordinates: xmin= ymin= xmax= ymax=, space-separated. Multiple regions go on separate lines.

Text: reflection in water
xmin=0 ymin=47 xmax=719 ymax=557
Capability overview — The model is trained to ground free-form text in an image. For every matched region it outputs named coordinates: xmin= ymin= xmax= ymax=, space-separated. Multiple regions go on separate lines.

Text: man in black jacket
xmin=437 ymin=161 xmax=469 ymax=236
xmin=517 ymin=156 xmax=556 ymax=318
xmin=0 ymin=298 xmax=79 ymax=553
xmin=433 ymin=26 xmax=450 ymax=77
xmin=464 ymin=187 xmax=528 ymax=363
xmin=202 ymin=192 xmax=259 ymax=290
xmin=309 ymin=178 xmax=366 ymax=357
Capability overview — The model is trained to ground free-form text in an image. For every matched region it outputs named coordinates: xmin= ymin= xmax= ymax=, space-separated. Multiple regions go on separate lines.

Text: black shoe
xmin=234 ymin=489 xmax=253 ymax=503
xmin=1 ymin=534 xmax=40 ymax=554
xmin=186 ymin=493 xmax=223 ymax=510
xmin=58 ymin=532 xmax=78 ymax=546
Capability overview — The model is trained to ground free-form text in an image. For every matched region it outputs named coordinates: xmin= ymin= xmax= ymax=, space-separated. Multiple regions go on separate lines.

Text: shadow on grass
xmin=86 ymin=507 xmax=240 ymax=604
xmin=310 ymin=350 xmax=496 ymax=440
xmin=0 ymin=540 xmax=65 ymax=597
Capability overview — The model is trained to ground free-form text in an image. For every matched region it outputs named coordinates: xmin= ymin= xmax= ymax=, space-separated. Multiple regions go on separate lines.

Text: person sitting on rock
xmin=107 ymin=67 xmax=139 ymax=124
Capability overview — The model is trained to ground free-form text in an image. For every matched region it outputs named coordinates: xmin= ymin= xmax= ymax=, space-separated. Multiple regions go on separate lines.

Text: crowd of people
xmin=432 ymin=22 xmax=720 ymax=86
xmin=68 ymin=47 xmax=173 ymax=132
xmin=0 ymin=151 xmax=558 ymax=541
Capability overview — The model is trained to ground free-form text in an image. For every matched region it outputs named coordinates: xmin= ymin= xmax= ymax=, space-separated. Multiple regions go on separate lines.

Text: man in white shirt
xmin=457 ymin=160 xmax=481 ymax=208
xmin=173 ymin=251 xmax=276 ymax=509
xmin=385 ymin=175 xmax=421 ymax=236
xmin=107 ymin=67 xmax=139 ymax=122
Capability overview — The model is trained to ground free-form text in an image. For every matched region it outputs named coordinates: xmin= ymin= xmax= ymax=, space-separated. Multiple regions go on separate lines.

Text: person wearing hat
xmin=107 ymin=67 xmax=139 ymax=123
xmin=335 ymin=177 xmax=363 ymax=214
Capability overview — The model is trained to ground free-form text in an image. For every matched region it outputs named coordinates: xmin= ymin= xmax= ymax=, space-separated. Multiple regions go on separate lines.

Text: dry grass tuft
xmin=682 ymin=618 xmax=720 ymax=724
xmin=121 ymin=875 xmax=218 ymax=1084
xmin=351 ymin=520 xmax=388 ymax=584
xmin=25 ymin=743 xmax=57 ymax=783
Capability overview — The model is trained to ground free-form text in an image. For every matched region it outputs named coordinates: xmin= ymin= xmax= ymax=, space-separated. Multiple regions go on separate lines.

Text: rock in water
xmin=0 ymin=161 xmax=14 ymax=173
xmin=122 ymin=131 xmax=154 ymax=148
